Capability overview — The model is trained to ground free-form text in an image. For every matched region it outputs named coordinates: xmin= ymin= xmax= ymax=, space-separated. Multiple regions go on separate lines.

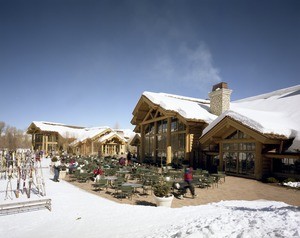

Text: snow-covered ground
xmin=0 ymin=158 xmax=299 ymax=238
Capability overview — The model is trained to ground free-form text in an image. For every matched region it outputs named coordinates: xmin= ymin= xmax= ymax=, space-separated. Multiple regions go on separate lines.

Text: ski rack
xmin=0 ymin=198 xmax=52 ymax=215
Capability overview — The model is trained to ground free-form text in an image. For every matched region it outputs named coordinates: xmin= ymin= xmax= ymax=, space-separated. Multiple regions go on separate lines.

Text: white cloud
xmin=153 ymin=42 xmax=221 ymax=89
xmin=181 ymin=42 xmax=221 ymax=84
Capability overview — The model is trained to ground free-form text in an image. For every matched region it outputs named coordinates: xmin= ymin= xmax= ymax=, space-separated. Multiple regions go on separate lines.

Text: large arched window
xmin=170 ymin=118 xmax=186 ymax=163
xmin=222 ymin=130 xmax=255 ymax=176
xmin=144 ymin=123 xmax=155 ymax=162
xmin=143 ymin=118 xmax=186 ymax=164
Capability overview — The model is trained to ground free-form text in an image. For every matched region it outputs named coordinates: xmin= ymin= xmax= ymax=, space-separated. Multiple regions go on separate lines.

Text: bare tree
xmin=0 ymin=121 xmax=5 ymax=135
xmin=0 ymin=122 xmax=31 ymax=150
xmin=0 ymin=121 xmax=5 ymax=148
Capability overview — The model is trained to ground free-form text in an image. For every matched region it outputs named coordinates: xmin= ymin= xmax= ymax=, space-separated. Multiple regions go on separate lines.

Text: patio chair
xmin=197 ymin=174 xmax=213 ymax=189
xmin=113 ymin=179 xmax=124 ymax=194
xmin=217 ymin=171 xmax=226 ymax=182
xmin=68 ymin=170 xmax=80 ymax=182
xmin=76 ymin=172 xmax=92 ymax=183
xmin=131 ymin=169 xmax=142 ymax=181
xmin=192 ymin=175 xmax=203 ymax=187
xmin=142 ymin=179 xmax=152 ymax=196
xmin=203 ymin=176 xmax=216 ymax=189
xmin=93 ymin=179 xmax=108 ymax=192
xmin=119 ymin=185 xmax=134 ymax=200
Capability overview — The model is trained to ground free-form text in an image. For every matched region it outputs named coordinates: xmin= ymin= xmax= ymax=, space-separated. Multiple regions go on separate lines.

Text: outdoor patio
xmin=65 ymin=172 xmax=300 ymax=208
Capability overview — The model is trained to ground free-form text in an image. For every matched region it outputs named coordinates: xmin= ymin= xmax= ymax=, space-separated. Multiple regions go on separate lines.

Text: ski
xmin=27 ymin=158 xmax=34 ymax=198
xmin=39 ymin=155 xmax=46 ymax=196
xmin=22 ymin=163 xmax=27 ymax=195
xmin=15 ymin=166 xmax=21 ymax=198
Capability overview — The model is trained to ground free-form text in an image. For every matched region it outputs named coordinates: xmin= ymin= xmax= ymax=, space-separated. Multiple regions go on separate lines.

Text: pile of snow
xmin=283 ymin=181 xmax=300 ymax=188
xmin=0 ymin=158 xmax=299 ymax=238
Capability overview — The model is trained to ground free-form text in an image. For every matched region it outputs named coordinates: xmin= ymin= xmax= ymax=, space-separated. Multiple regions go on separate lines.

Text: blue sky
xmin=1 ymin=0 xmax=299 ymax=131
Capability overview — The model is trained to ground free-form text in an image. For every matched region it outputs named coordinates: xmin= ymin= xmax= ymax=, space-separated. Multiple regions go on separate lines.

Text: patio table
xmin=211 ymin=173 xmax=225 ymax=183
xmin=105 ymin=176 xmax=118 ymax=180
xmin=211 ymin=174 xmax=224 ymax=186
xmin=139 ymin=168 xmax=151 ymax=173
xmin=122 ymin=182 xmax=143 ymax=197
xmin=122 ymin=182 xmax=143 ymax=188
xmin=104 ymin=176 xmax=118 ymax=187
xmin=117 ymin=170 xmax=130 ymax=174
xmin=116 ymin=170 xmax=131 ymax=180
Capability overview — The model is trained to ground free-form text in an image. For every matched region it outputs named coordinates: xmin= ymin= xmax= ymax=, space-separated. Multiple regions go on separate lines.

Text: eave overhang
xmin=200 ymin=116 xmax=287 ymax=146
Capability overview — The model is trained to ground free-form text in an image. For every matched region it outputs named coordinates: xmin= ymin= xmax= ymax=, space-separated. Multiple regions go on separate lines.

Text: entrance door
xmin=223 ymin=152 xmax=254 ymax=176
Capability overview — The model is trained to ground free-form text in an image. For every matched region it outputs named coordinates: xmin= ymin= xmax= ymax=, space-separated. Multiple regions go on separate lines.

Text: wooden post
xmin=185 ymin=125 xmax=190 ymax=163
xmin=154 ymin=121 xmax=158 ymax=164
xmin=140 ymin=124 xmax=145 ymax=163
xmin=166 ymin=117 xmax=172 ymax=165
xmin=255 ymin=142 xmax=263 ymax=180
xmin=219 ymin=143 xmax=224 ymax=171
xmin=42 ymin=135 xmax=45 ymax=152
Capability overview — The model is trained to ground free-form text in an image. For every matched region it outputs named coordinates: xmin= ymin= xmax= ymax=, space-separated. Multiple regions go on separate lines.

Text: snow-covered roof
xmin=120 ymin=129 xmax=136 ymax=139
xmin=70 ymin=127 xmax=111 ymax=145
xmin=98 ymin=131 xmax=126 ymax=143
xmin=202 ymin=85 xmax=300 ymax=151
xmin=143 ymin=91 xmax=217 ymax=123
xmin=29 ymin=121 xmax=133 ymax=146
xmin=30 ymin=121 xmax=110 ymax=140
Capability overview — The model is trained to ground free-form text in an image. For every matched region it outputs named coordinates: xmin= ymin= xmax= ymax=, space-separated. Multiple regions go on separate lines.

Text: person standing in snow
xmin=53 ymin=157 xmax=61 ymax=182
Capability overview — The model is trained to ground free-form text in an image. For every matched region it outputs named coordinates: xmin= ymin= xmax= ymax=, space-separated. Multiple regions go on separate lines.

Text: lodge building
xmin=131 ymin=82 xmax=300 ymax=180
xmin=27 ymin=121 xmax=132 ymax=157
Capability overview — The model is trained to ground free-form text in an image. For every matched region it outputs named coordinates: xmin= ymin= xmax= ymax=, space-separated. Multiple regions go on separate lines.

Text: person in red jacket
xmin=93 ymin=166 xmax=104 ymax=181
xmin=183 ymin=167 xmax=197 ymax=199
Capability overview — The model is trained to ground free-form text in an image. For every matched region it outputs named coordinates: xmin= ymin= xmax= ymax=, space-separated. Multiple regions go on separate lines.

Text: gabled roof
xmin=200 ymin=115 xmax=287 ymax=146
xmin=130 ymin=133 xmax=141 ymax=146
xmin=131 ymin=91 xmax=217 ymax=125
xmin=98 ymin=131 xmax=127 ymax=144
xmin=201 ymin=85 xmax=300 ymax=151
xmin=28 ymin=121 xmax=84 ymax=136
xmin=27 ymin=121 xmax=133 ymax=147
xmin=28 ymin=121 xmax=110 ymax=139
xmin=70 ymin=128 xmax=112 ymax=146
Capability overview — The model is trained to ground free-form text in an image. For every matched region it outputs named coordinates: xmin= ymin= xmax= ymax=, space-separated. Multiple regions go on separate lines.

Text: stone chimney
xmin=208 ymin=82 xmax=232 ymax=116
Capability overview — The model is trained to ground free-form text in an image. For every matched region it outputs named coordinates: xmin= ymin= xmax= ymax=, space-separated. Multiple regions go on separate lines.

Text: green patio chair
xmin=142 ymin=179 xmax=152 ymax=196
xmin=113 ymin=179 xmax=124 ymax=195
xmin=119 ymin=185 xmax=134 ymax=200
xmin=93 ymin=179 xmax=108 ymax=192
xmin=77 ymin=172 xmax=92 ymax=183
xmin=217 ymin=171 xmax=226 ymax=182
